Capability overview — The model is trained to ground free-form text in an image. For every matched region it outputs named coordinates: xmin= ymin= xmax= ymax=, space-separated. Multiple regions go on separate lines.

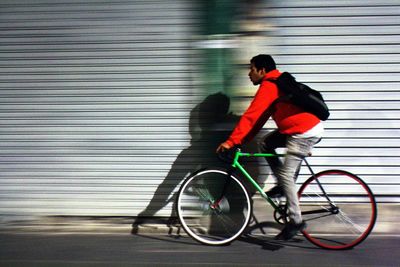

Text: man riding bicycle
xmin=216 ymin=54 xmax=323 ymax=240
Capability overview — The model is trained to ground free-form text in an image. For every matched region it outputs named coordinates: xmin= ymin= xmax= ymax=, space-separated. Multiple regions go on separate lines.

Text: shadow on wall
xmin=132 ymin=92 xmax=260 ymax=231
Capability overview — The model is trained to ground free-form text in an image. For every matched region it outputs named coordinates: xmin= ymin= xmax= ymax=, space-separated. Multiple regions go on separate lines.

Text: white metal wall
xmin=1 ymin=0 xmax=399 ymax=223
xmin=234 ymin=0 xmax=400 ymax=203
xmin=0 ymin=0 xmax=202 ymax=220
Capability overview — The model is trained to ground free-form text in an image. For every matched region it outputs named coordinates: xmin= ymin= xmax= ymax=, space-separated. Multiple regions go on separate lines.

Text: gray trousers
xmin=260 ymin=130 xmax=321 ymax=224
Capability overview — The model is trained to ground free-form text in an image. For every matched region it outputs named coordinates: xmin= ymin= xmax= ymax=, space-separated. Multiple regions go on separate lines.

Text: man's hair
xmin=250 ymin=54 xmax=276 ymax=72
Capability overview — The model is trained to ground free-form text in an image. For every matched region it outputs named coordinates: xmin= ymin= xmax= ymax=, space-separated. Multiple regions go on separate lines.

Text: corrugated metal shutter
xmin=1 ymin=0 xmax=399 ymax=224
xmin=234 ymin=0 xmax=400 ymax=203
xmin=0 ymin=0 xmax=202 ymax=220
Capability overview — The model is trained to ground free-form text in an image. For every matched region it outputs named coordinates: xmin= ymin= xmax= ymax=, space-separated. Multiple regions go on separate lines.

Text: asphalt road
xmin=0 ymin=233 xmax=398 ymax=267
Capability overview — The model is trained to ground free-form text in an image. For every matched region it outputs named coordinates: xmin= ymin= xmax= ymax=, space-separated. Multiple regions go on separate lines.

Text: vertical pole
xmin=200 ymin=0 xmax=238 ymax=96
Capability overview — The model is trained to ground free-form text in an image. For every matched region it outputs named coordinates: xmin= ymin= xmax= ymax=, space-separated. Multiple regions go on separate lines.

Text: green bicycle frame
xmin=231 ymin=150 xmax=284 ymax=211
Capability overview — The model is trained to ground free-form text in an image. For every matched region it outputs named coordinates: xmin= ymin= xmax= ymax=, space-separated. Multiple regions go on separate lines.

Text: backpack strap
xmin=267 ymin=78 xmax=292 ymax=111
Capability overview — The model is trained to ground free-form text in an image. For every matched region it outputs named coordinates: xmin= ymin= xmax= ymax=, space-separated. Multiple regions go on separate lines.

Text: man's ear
xmin=259 ymin=68 xmax=267 ymax=75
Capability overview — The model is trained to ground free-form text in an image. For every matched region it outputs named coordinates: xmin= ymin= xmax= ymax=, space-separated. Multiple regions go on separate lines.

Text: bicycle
xmin=176 ymin=148 xmax=377 ymax=250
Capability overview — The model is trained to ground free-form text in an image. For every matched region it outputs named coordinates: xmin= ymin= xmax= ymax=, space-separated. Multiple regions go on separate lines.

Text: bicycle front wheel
xmin=177 ymin=169 xmax=252 ymax=246
xmin=298 ymin=170 xmax=377 ymax=250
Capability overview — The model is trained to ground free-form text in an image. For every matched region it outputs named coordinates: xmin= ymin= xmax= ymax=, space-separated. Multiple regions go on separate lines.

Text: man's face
xmin=248 ymin=63 xmax=266 ymax=85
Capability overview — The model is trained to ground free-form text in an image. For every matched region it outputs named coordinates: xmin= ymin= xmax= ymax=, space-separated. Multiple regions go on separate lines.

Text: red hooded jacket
xmin=225 ymin=69 xmax=320 ymax=147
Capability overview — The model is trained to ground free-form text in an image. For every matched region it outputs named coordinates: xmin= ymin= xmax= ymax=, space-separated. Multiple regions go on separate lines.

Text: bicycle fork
xmin=208 ymin=169 xmax=234 ymax=213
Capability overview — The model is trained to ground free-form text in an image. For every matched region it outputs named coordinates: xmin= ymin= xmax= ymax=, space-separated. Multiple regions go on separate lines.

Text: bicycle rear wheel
xmin=298 ymin=170 xmax=377 ymax=250
xmin=177 ymin=168 xmax=252 ymax=246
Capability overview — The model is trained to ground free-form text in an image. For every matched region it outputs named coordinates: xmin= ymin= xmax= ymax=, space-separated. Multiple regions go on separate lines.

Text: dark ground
xmin=0 ymin=233 xmax=398 ymax=267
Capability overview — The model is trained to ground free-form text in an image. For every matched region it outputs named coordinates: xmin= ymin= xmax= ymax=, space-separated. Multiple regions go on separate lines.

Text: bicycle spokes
xmin=177 ymin=169 xmax=252 ymax=245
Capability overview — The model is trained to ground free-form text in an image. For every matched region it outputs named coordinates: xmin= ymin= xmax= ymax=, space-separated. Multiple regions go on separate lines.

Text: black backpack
xmin=269 ymin=72 xmax=330 ymax=121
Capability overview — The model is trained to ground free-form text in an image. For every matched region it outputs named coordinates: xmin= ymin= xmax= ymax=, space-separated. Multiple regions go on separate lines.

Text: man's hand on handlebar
xmin=216 ymin=141 xmax=232 ymax=153
xmin=216 ymin=142 xmax=240 ymax=163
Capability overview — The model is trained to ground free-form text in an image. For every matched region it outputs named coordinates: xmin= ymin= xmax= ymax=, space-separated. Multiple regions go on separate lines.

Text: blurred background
xmin=0 ymin=0 xmax=399 ymax=231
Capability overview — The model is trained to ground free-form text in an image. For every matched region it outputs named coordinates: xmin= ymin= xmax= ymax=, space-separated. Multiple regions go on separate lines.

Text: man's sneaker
xmin=265 ymin=186 xmax=284 ymax=198
xmin=275 ymin=221 xmax=307 ymax=240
